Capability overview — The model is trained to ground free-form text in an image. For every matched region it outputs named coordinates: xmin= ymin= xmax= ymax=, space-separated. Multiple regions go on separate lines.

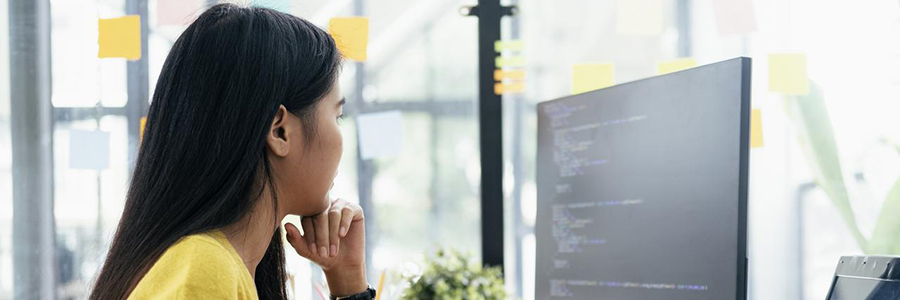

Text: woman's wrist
xmin=323 ymin=265 xmax=368 ymax=297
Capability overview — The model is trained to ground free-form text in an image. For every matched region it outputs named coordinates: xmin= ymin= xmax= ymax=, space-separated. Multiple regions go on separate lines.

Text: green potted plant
xmin=786 ymin=81 xmax=900 ymax=253
xmin=401 ymin=248 xmax=507 ymax=300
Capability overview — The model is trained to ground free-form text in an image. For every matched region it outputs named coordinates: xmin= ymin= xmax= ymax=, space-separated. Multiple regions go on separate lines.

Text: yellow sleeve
xmin=129 ymin=236 xmax=246 ymax=299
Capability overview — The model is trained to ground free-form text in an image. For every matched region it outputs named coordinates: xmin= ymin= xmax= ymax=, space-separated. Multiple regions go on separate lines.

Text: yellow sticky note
xmin=751 ymin=109 xmax=764 ymax=148
xmin=658 ymin=58 xmax=698 ymax=75
xmin=328 ymin=17 xmax=369 ymax=61
xmin=616 ymin=0 xmax=664 ymax=35
xmin=769 ymin=53 xmax=809 ymax=95
xmin=495 ymin=56 xmax=525 ymax=68
xmin=140 ymin=116 xmax=147 ymax=142
xmin=494 ymin=40 xmax=524 ymax=52
xmin=494 ymin=69 xmax=526 ymax=81
xmin=494 ymin=82 xmax=525 ymax=95
xmin=573 ymin=63 xmax=615 ymax=94
xmin=98 ymin=16 xmax=142 ymax=60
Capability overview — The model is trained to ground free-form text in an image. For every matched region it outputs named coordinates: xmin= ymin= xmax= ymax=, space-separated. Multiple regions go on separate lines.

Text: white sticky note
xmin=357 ymin=111 xmax=403 ymax=160
xmin=712 ymin=0 xmax=757 ymax=36
xmin=616 ymin=0 xmax=664 ymax=35
xmin=157 ymin=0 xmax=201 ymax=26
xmin=69 ymin=130 xmax=110 ymax=170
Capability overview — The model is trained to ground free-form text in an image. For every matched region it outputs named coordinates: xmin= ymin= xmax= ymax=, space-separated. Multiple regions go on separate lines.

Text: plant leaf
xmin=786 ymin=81 xmax=867 ymax=249
xmin=866 ymin=176 xmax=900 ymax=254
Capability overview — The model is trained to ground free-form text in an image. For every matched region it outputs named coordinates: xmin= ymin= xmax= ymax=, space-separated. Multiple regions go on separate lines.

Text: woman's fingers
xmin=285 ymin=223 xmax=313 ymax=258
xmin=339 ymin=206 xmax=354 ymax=237
xmin=313 ymin=212 xmax=330 ymax=258
xmin=300 ymin=217 xmax=316 ymax=254
xmin=328 ymin=209 xmax=341 ymax=257
xmin=294 ymin=199 xmax=362 ymax=261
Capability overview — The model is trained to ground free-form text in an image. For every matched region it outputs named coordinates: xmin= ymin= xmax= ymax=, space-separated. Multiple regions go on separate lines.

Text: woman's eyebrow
xmin=337 ymin=98 xmax=346 ymax=107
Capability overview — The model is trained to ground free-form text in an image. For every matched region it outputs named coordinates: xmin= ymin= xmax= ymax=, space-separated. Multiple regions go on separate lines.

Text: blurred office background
xmin=1 ymin=0 xmax=899 ymax=299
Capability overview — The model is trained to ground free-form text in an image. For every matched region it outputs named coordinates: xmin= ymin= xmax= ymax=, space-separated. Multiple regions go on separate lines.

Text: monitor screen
xmin=535 ymin=58 xmax=751 ymax=300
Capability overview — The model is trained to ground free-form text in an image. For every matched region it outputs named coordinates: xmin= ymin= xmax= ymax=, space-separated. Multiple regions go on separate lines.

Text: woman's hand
xmin=285 ymin=198 xmax=367 ymax=296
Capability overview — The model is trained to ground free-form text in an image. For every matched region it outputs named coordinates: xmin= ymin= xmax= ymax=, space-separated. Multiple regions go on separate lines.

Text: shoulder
xmin=129 ymin=232 xmax=252 ymax=299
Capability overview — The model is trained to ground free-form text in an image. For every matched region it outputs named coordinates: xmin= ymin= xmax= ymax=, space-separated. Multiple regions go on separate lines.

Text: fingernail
xmin=319 ymin=246 xmax=327 ymax=257
xmin=330 ymin=245 xmax=337 ymax=257
xmin=340 ymin=227 xmax=347 ymax=237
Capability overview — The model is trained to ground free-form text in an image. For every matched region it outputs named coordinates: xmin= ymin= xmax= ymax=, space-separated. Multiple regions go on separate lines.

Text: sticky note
xmin=140 ymin=116 xmax=147 ymax=142
xmin=616 ymin=0 xmax=663 ymax=35
xmin=751 ymin=109 xmax=764 ymax=148
xmin=495 ymin=56 xmax=526 ymax=68
xmin=69 ymin=130 xmax=111 ymax=170
xmin=494 ymin=40 xmax=524 ymax=52
xmin=98 ymin=16 xmax=142 ymax=60
xmin=494 ymin=69 xmax=526 ymax=81
xmin=712 ymin=0 xmax=758 ymax=36
xmin=657 ymin=58 xmax=698 ymax=75
xmin=253 ymin=0 xmax=291 ymax=13
xmin=329 ymin=17 xmax=369 ymax=61
xmin=769 ymin=53 xmax=809 ymax=95
xmin=157 ymin=0 xmax=201 ymax=26
xmin=494 ymin=82 xmax=525 ymax=95
xmin=357 ymin=111 xmax=403 ymax=159
xmin=572 ymin=63 xmax=615 ymax=94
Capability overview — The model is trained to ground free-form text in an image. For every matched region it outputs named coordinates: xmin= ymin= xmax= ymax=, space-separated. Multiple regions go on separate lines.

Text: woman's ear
xmin=267 ymin=105 xmax=298 ymax=158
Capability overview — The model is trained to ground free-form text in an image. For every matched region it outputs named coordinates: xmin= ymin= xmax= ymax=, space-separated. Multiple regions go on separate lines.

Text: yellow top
xmin=129 ymin=230 xmax=258 ymax=299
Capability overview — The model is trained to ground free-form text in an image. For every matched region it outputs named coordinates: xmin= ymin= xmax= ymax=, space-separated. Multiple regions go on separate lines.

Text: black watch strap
xmin=331 ymin=286 xmax=376 ymax=300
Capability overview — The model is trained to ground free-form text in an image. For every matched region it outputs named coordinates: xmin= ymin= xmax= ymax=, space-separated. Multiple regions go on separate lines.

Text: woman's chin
xmin=296 ymin=198 xmax=330 ymax=217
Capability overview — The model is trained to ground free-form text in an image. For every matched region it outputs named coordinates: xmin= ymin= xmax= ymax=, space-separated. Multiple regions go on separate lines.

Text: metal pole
xmin=9 ymin=0 xmax=57 ymax=298
xmin=508 ymin=0 xmax=524 ymax=295
xmin=676 ymin=0 xmax=692 ymax=57
xmin=125 ymin=0 xmax=149 ymax=174
xmin=350 ymin=0 xmax=376 ymax=283
xmin=471 ymin=0 xmax=509 ymax=270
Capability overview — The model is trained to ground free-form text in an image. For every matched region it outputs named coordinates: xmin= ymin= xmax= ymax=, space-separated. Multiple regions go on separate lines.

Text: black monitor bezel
xmin=534 ymin=57 xmax=751 ymax=300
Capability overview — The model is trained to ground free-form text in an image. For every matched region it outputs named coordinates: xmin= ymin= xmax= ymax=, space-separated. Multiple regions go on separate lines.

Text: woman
xmin=90 ymin=4 xmax=372 ymax=299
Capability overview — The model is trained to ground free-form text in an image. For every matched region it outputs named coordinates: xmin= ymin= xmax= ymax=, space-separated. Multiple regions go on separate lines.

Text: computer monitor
xmin=535 ymin=57 xmax=751 ymax=300
xmin=826 ymin=256 xmax=900 ymax=300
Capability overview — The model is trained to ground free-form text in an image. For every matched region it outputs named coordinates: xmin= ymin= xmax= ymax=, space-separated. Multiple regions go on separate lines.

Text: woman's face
xmin=267 ymin=81 xmax=344 ymax=217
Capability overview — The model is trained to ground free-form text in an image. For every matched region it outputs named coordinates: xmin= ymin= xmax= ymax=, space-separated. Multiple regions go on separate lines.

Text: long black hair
xmin=90 ymin=4 xmax=341 ymax=299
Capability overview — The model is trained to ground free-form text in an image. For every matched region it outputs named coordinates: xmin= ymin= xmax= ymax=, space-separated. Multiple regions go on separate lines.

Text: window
xmin=3 ymin=0 xmax=900 ymax=299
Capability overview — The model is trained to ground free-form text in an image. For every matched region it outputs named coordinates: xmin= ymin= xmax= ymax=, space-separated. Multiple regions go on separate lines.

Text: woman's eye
xmin=336 ymin=114 xmax=345 ymax=123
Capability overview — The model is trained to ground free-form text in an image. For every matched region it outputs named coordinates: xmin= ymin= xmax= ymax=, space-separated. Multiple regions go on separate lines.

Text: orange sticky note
xmin=98 ymin=15 xmax=142 ymax=60
xmin=769 ymin=53 xmax=809 ymax=95
xmin=328 ymin=17 xmax=369 ymax=61
xmin=572 ymin=63 xmax=614 ymax=94
xmin=494 ymin=82 xmax=525 ymax=95
xmin=140 ymin=116 xmax=147 ymax=142
xmin=658 ymin=58 xmax=698 ymax=75
xmin=494 ymin=69 xmax=526 ymax=81
xmin=751 ymin=109 xmax=764 ymax=148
